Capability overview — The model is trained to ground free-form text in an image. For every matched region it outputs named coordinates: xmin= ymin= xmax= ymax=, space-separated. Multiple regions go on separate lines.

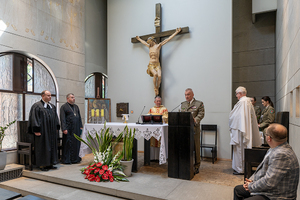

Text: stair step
xmin=0 ymin=187 xmax=22 ymax=200
xmin=0 ymin=177 xmax=126 ymax=200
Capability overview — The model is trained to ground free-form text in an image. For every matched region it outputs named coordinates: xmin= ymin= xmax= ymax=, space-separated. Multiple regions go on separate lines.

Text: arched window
xmin=84 ymin=72 xmax=108 ymax=123
xmin=0 ymin=51 xmax=58 ymax=150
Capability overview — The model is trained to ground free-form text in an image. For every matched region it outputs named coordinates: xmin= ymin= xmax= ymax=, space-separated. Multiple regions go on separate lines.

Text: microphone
xmin=170 ymin=102 xmax=183 ymax=112
xmin=136 ymin=106 xmax=146 ymax=124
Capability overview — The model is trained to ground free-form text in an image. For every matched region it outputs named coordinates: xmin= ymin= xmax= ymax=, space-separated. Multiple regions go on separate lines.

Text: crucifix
xmin=131 ymin=3 xmax=189 ymax=96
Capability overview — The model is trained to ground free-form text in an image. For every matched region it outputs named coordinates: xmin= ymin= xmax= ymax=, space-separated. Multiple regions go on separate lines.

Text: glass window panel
xmin=85 ymin=99 xmax=88 ymax=124
xmin=25 ymin=94 xmax=42 ymax=121
xmin=51 ymin=96 xmax=56 ymax=107
xmin=0 ymin=54 xmax=13 ymax=91
xmin=34 ymin=61 xmax=56 ymax=94
xmin=27 ymin=58 xmax=33 ymax=92
xmin=85 ymin=75 xmax=95 ymax=98
xmin=0 ymin=92 xmax=21 ymax=149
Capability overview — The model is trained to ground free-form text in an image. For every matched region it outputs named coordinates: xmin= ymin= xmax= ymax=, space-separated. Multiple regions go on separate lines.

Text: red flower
xmin=106 ymin=170 xmax=112 ymax=176
xmin=95 ymin=175 xmax=101 ymax=182
xmin=90 ymin=163 xmax=96 ymax=167
xmin=109 ymin=175 xmax=114 ymax=182
xmin=102 ymin=174 xmax=108 ymax=180
xmin=99 ymin=169 xmax=105 ymax=175
xmin=94 ymin=168 xmax=100 ymax=174
xmin=87 ymin=174 xmax=96 ymax=181
xmin=96 ymin=162 xmax=102 ymax=167
xmin=102 ymin=165 xmax=108 ymax=170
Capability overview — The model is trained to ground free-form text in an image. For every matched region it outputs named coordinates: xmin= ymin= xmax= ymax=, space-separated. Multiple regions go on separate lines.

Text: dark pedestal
xmin=132 ymin=138 xmax=138 ymax=172
xmin=276 ymin=112 xmax=289 ymax=143
xmin=168 ymin=112 xmax=194 ymax=180
xmin=244 ymin=147 xmax=269 ymax=179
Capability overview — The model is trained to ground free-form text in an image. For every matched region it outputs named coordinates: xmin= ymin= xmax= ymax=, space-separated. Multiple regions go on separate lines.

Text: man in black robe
xmin=28 ymin=90 xmax=60 ymax=171
xmin=60 ymin=93 xmax=83 ymax=164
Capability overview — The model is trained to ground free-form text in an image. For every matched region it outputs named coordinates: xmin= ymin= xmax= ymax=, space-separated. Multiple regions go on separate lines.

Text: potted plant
xmin=74 ymin=123 xmax=129 ymax=182
xmin=0 ymin=120 xmax=16 ymax=170
xmin=120 ymin=126 xmax=135 ymax=177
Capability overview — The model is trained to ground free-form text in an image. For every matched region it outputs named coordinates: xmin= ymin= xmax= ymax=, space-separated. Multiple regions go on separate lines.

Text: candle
xmin=101 ymin=109 xmax=104 ymax=117
xmin=91 ymin=109 xmax=95 ymax=117
xmin=96 ymin=109 xmax=100 ymax=117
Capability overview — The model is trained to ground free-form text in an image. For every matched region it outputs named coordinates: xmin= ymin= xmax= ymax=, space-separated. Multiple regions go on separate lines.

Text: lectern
xmin=168 ymin=112 xmax=194 ymax=180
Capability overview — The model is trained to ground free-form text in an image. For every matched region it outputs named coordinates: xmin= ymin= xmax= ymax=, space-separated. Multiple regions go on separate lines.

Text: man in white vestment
xmin=229 ymin=86 xmax=261 ymax=175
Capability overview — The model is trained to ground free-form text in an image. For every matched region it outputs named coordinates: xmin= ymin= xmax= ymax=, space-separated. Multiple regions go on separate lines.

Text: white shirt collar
xmin=42 ymin=99 xmax=52 ymax=108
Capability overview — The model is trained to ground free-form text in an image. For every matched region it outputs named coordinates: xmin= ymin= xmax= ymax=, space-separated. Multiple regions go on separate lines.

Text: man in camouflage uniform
xmin=181 ymin=88 xmax=205 ymax=174
xmin=250 ymin=97 xmax=261 ymax=123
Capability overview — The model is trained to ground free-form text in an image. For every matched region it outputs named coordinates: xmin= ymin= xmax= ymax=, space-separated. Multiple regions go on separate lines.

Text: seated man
xmin=148 ymin=96 xmax=168 ymax=148
xmin=233 ymin=123 xmax=299 ymax=200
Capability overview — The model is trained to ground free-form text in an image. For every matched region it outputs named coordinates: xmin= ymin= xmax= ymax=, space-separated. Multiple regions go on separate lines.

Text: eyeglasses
xmin=265 ymin=133 xmax=272 ymax=138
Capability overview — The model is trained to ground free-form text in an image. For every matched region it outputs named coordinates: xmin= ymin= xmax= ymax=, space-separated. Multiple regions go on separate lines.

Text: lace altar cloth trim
xmin=79 ymin=123 xmax=168 ymax=165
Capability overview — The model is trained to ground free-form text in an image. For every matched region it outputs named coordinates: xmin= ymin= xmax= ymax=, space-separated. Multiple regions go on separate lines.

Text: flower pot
xmin=120 ymin=159 xmax=133 ymax=177
xmin=0 ymin=151 xmax=7 ymax=170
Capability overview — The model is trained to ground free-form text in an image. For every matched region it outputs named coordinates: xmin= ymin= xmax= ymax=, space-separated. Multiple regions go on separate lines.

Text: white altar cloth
xmin=79 ymin=122 xmax=168 ymax=165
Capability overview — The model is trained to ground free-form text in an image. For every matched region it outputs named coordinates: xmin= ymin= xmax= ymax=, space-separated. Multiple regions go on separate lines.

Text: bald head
xmin=266 ymin=123 xmax=287 ymax=143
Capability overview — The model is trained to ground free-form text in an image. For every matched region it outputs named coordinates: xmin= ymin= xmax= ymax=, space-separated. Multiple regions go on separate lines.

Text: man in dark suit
xmin=233 ymin=123 xmax=299 ymax=200
xmin=181 ymin=88 xmax=205 ymax=174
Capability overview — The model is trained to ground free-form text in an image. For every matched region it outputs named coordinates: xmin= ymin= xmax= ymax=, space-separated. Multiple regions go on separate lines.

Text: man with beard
xmin=60 ymin=93 xmax=83 ymax=164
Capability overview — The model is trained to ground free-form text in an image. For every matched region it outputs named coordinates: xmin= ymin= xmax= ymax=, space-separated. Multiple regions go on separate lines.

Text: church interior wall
xmin=276 ymin=0 xmax=300 ymax=197
xmin=0 ymin=0 xmax=86 ymax=136
xmin=85 ymin=0 xmax=107 ymax=77
xmin=232 ymin=0 xmax=276 ymax=110
xmin=107 ymin=0 xmax=232 ymax=159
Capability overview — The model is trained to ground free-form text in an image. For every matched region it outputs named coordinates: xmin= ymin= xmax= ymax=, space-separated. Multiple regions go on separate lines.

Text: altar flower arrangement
xmin=81 ymin=146 xmax=128 ymax=182
xmin=74 ymin=123 xmax=129 ymax=182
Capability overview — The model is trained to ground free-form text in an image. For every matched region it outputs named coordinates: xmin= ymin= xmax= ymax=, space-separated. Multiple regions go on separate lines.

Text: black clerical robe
xmin=60 ymin=103 xmax=83 ymax=164
xmin=28 ymin=100 xmax=60 ymax=167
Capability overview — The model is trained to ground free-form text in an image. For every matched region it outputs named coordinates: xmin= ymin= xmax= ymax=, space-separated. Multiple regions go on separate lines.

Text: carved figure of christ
xmin=131 ymin=3 xmax=189 ymax=96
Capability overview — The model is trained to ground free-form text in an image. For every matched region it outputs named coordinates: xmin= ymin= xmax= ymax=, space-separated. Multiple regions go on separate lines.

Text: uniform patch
xmin=192 ymin=106 xmax=196 ymax=109
xmin=270 ymin=110 xmax=274 ymax=114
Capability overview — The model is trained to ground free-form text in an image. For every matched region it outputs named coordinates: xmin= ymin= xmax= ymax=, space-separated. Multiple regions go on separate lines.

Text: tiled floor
xmin=83 ymin=152 xmax=244 ymax=188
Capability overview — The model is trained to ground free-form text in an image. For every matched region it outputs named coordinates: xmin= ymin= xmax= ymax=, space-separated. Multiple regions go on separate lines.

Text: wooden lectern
xmin=168 ymin=112 xmax=194 ymax=180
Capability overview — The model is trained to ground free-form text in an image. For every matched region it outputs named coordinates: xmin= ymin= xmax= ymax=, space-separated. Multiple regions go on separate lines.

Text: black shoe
xmin=46 ymin=165 xmax=57 ymax=169
xmin=233 ymin=171 xmax=244 ymax=175
xmin=40 ymin=167 xmax=49 ymax=171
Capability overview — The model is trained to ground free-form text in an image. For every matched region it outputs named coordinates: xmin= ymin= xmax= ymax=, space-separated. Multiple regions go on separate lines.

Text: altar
xmin=79 ymin=122 xmax=168 ymax=165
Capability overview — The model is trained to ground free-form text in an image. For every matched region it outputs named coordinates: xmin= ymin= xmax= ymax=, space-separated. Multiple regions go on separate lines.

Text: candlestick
xmin=101 ymin=109 xmax=104 ymax=117
xmin=96 ymin=109 xmax=100 ymax=117
xmin=91 ymin=109 xmax=95 ymax=117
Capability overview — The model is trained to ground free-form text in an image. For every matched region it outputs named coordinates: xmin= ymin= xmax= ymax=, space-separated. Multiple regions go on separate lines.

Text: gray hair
xmin=66 ymin=93 xmax=74 ymax=99
xmin=185 ymin=88 xmax=193 ymax=93
xmin=154 ymin=96 xmax=161 ymax=100
xmin=235 ymin=86 xmax=247 ymax=95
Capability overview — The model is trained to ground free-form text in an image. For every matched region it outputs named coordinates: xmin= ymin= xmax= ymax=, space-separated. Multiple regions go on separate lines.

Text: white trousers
xmin=232 ymin=129 xmax=246 ymax=173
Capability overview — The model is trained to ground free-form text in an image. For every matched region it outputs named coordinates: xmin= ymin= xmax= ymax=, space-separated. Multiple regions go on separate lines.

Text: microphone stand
xmin=170 ymin=102 xmax=183 ymax=112
xmin=136 ymin=106 xmax=146 ymax=124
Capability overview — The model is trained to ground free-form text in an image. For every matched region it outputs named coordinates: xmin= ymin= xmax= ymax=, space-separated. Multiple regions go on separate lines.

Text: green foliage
xmin=73 ymin=122 xmax=123 ymax=157
xmin=123 ymin=126 xmax=135 ymax=161
xmin=0 ymin=120 xmax=16 ymax=151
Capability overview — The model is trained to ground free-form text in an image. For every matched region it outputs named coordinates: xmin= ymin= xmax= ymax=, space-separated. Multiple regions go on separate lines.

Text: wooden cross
xmin=131 ymin=3 xmax=189 ymax=44
xmin=131 ymin=3 xmax=189 ymax=96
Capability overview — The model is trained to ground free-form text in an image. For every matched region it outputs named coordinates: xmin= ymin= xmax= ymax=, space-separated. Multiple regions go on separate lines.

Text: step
xmin=0 ymin=177 xmax=126 ymax=200
xmin=21 ymin=164 xmax=170 ymax=200
xmin=0 ymin=164 xmax=24 ymax=182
